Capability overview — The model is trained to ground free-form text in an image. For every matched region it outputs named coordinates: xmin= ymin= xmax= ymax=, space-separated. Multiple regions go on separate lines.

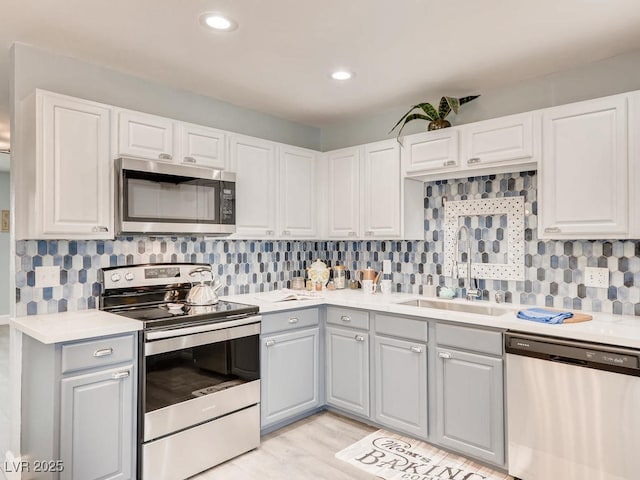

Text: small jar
xmin=291 ymin=276 xmax=304 ymax=290
xmin=315 ymin=281 xmax=323 ymax=291
xmin=333 ymin=265 xmax=346 ymax=289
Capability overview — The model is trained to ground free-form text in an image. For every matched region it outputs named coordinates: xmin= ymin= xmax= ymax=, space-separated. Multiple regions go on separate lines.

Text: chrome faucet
xmin=454 ymin=225 xmax=480 ymax=301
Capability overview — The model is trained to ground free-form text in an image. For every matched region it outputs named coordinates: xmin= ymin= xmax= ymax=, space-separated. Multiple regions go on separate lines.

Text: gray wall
xmin=0 ymin=168 xmax=9 ymax=316
xmin=320 ymin=49 xmax=640 ymax=150
xmin=11 ymin=43 xmax=321 ymax=150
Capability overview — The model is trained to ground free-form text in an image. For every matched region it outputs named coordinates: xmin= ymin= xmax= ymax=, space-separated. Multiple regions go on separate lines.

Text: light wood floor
xmin=0 ymin=325 xmax=9 ymax=458
xmin=193 ymin=411 xmax=378 ymax=479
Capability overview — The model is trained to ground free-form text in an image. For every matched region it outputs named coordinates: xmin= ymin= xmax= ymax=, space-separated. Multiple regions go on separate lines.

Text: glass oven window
xmin=145 ymin=334 xmax=259 ymax=413
xmin=123 ymin=170 xmax=220 ymax=224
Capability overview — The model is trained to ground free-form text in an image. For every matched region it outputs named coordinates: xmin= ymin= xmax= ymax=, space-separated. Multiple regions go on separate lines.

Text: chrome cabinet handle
xmin=340 ymin=315 xmax=351 ymax=322
xmin=365 ymin=231 xmax=373 ymax=237
xmin=467 ymin=157 xmax=481 ymax=164
xmin=265 ymin=339 xmax=276 ymax=347
xmin=410 ymin=346 xmax=422 ymax=354
xmin=183 ymin=156 xmax=196 ymax=163
xmin=348 ymin=231 xmax=357 ymax=237
xmin=266 ymin=230 xmax=274 ymax=236
xmin=355 ymin=334 xmax=365 ymax=342
xmin=438 ymin=351 xmax=452 ymax=359
xmin=443 ymin=160 xmax=455 ymax=167
xmin=158 ymin=153 xmax=172 ymax=160
xmin=282 ymin=230 xmax=291 ymax=236
xmin=288 ymin=317 xmax=299 ymax=324
xmin=112 ymin=370 xmax=130 ymax=379
xmin=92 ymin=226 xmax=109 ymax=233
xmin=93 ymin=348 xmax=113 ymax=357
xmin=544 ymin=227 xmax=561 ymax=233
xmin=202 ymin=404 xmax=217 ymax=412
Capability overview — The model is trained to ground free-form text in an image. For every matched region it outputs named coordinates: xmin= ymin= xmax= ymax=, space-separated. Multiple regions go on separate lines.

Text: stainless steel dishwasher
xmin=505 ymin=332 xmax=640 ymax=480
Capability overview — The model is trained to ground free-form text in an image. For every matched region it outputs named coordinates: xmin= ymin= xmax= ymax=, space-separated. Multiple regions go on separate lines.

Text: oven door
xmin=142 ymin=317 xmax=260 ymax=442
xmin=116 ymin=157 xmax=236 ymax=235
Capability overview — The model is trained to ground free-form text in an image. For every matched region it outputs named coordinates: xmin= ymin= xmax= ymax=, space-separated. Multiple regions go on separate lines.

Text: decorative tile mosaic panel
xmin=13 ymin=171 xmax=640 ymax=317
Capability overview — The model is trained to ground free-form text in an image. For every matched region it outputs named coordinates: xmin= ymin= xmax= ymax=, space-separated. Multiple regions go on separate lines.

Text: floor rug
xmin=335 ymin=430 xmax=512 ymax=480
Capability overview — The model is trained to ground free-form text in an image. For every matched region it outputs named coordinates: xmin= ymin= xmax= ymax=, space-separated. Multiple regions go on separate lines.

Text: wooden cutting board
xmin=549 ymin=309 xmax=593 ymax=323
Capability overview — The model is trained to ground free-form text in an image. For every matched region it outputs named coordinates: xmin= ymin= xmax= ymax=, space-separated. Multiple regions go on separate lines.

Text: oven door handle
xmin=144 ymin=315 xmax=261 ymax=356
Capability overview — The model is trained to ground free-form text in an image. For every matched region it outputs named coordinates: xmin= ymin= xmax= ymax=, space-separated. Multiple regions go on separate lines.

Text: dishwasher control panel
xmin=506 ymin=332 xmax=640 ymax=376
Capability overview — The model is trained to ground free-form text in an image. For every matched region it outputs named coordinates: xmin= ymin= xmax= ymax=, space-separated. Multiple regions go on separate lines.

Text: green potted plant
xmin=389 ymin=95 xmax=480 ymax=138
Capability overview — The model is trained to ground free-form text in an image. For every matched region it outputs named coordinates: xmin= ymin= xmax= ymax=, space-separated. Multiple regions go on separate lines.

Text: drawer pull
xmin=92 ymin=226 xmax=109 ymax=233
xmin=467 ymin=157 xmax=481 ymax=164
xmin=265 ymin=339 xmax=276 ymax=347
xmin=158 ymin=153 xmax=172 ymax=160
xmin=341 ymin=315 xmax=351 ymax=322
xmin=365 ymin=231 xmax=373 ymax=237
xmin=93 ymin=348 xmax=113 ymax=358
xmin=282 ymin=230 xmax=291 ymax=236
xmin=112 ymin=370 xmax=130 ymax=379
xmin=202 ymin=404 xmax=217 ymax=412
xmin=355 ymin=334 xmax=365 ymax=342
xmin=288 ymin=317 xmax=299 ymax=324
xmin=348 ymin=231 xmax=357 ymax=237
xmin=544 ymin=227 xmax=561 ymax=233
xmin=443 ymin=160 xmax=455 ymax=167
xmin=410 ymin=346 xmax=422 ymax=354
xmin=438 ymin=352 xmax=452 ymax=359
xmin=266 ymin=230 xmax=274 ymax=236
xmin=183 ymin=156 xmax=197 ymax=163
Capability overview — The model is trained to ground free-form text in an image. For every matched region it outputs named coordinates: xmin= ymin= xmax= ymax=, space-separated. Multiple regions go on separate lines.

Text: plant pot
xmin=428 ymin=119 xmax=451 ymax=131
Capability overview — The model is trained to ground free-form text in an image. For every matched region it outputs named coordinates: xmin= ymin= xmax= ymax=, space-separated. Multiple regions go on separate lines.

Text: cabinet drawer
xmin=435 ymin=323 xmax=502 ymax=356
xmin=61 ymin=334 xmax=135 ymax=374
xmin=326 ymin=307 xmax=369 ymax=330
xmin=261 ymin=308 xmax=319 ymax=334
xmin=374 ymin=313 xmax=428 ymax=342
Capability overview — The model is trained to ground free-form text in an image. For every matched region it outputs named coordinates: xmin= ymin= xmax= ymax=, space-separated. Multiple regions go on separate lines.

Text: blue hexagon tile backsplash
xmin=14 ymin=171 xmax=640 ymax=317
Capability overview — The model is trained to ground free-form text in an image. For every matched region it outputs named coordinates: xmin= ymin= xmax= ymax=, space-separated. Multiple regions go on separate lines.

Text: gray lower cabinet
xmin=374 ymin=335 xmax=428 ymax=439
xmin=60 ymin=364 xmax=134 ymax=480
xmin=21 ymin=332 xmax=137 ymax=480
xmin=261 ymin=326 xmax=320 ymax=429
xmin=325 ymin=325 xmax=370 ymax=417
xmin=435 ymin=331 xmax=505 ymax=466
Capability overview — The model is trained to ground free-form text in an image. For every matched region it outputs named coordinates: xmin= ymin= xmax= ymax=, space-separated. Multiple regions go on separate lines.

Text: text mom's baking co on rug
xmin=336 ymin=431 xmax=511 ymax=480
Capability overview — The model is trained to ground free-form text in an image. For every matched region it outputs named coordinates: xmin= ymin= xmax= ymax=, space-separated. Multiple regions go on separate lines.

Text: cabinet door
xmin=278 ymin=145 xmax=317 ymax=238
xmin=60 ymin=364 xmax=134 ymax=480
xmin=435 ymin=348 xmax=504 ymax=466
xmin=374 ymin=335 xmax=427 ymax=438
xmin=628 ymin=92 xmax=640 ymax=238
xmin=461 ymin=112 xmax=534 ymax=168
xmin=117 ymin=110 xmax=174 ymax=161
xmin=230 ymin=135 xmax=278 ymax=237
xmin=325 ymin=326 xmax=369 ymax=417
xmin=362 ymin=140 xmax=401 ymax=238
xmin=401 ymin=129 xmax=459 ymax=175
xmin=327 ymin=147 xmax=360 ymax=238
xmin=179 ymin=122 xmax=226 ymax=169
xmin=540 ymin=96 xmax=628 ymax=238
xmin=261 ymin=327 xmax=320 ymax=428
xmin=40 ymin=93 xmax=112 ymax=238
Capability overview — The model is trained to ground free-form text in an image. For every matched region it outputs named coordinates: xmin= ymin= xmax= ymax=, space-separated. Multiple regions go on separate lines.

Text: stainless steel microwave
xmin=115 ymin=157 xmax=236 ymax=235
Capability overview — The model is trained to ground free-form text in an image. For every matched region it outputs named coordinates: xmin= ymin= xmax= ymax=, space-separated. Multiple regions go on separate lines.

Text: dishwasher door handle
xmin=550 ymin=355 xmax=588 ymax=367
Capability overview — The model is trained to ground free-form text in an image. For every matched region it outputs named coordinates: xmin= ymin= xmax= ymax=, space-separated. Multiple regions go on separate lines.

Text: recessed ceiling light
xmin=200 ymin=12 xmax=238 ymax=31
xmin=331 ymin=70 xmax=353 ymax=81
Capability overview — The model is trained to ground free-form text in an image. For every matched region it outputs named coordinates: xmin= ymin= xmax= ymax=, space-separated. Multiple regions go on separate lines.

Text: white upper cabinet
xmin=362 ymin=140 xmax=401 ymax=238
xmin=230 ymin=135 xmax=278 ymax=237
xmin=117 ymin=110 xmax=175 ymax=161
xmin=278 ymin=145 xmax=318 ymax=238
xmin=539 ymin=95 xmax=629 ymax=239
xmin=15 ymin=90 xmax=113 ymax=239
xmin=117 ymin=110 xmax=227 ymax=169
xmin=461 ymin=112 xmax=535 ymax=169
xmin=178 ymin=122 xmax=226 ymax=168
xmin=402 ymin=128 xmax=459 ymax=176
xmin=327 ymin=147 xmax=361 ymax=238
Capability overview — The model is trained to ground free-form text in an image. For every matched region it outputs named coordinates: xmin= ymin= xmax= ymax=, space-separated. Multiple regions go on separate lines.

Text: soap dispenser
xmin=423 ymin=275 xmax=437 ymax=297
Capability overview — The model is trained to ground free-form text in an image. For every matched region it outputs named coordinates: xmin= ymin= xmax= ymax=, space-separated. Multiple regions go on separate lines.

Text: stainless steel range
xmin=100 ymin=263 xmax=261 ymax=480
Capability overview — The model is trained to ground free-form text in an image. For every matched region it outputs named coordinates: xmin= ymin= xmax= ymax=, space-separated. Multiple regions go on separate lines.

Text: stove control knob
xmin=110 ymin=273 xmax=121 ymax=282
xmin=125 ymin=272 xmax=135 ymax=282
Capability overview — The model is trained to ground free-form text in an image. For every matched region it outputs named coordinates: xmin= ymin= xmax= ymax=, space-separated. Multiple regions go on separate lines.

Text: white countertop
xmin=11 ymin=310 xmax=142 ymax=344
xmin=224 ymin=289 xmax=640 ymax=349
xmin=11 ymin=289 xmax=640 ymax=348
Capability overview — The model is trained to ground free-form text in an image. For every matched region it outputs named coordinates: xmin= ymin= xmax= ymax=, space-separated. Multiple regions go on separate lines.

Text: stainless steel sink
xmin=397 ymin=299 xmax=509 ymax=317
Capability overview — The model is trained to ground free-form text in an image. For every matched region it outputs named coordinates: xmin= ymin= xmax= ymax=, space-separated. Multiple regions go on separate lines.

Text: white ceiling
xmin=1 ymin=0 xmax=640 ymax=151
